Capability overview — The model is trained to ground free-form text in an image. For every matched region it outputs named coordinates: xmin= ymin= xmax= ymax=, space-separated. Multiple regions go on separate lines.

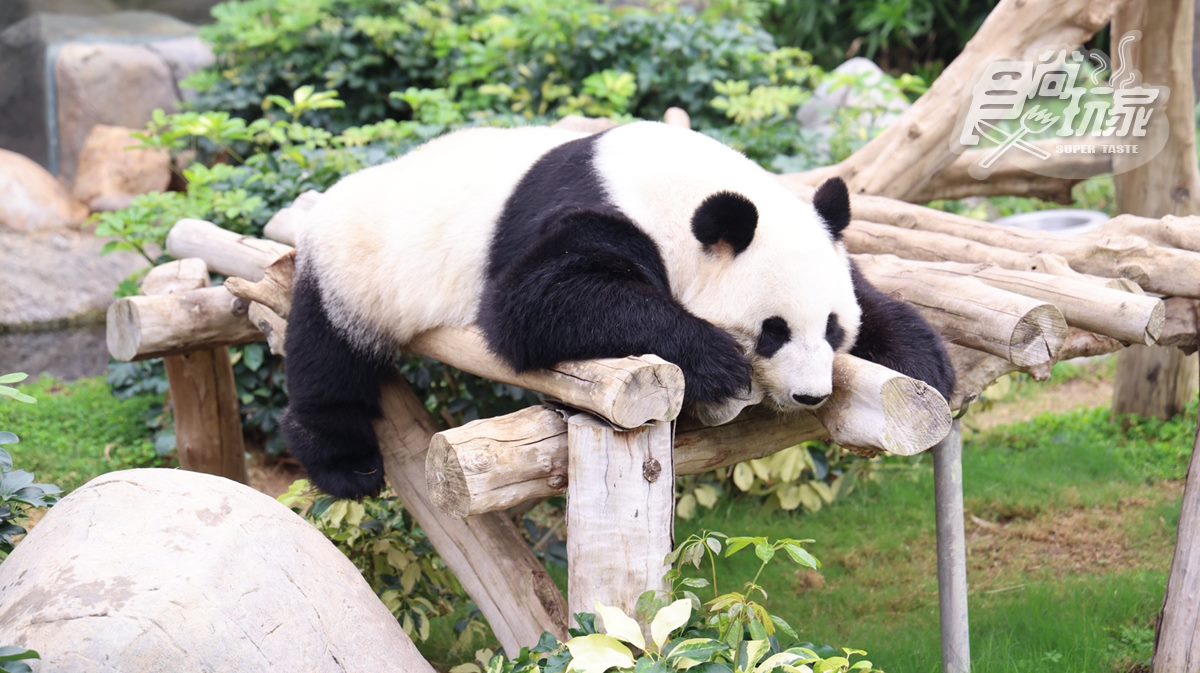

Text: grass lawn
xmin=676 ymin=368 xmax=1194 ymax=673
xmin=0 ymin=375 xmax=173 ymax=491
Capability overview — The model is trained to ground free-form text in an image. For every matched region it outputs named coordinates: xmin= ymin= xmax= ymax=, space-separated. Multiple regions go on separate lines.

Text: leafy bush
xmin=188 ymin=0 xmax=819 ymax=133
xmin=279 ymin=479 xmax=486 ymax=647
xmin=0 ymin=373 xmax=62 ymax=560
xmin=453 ymin=531 xmax=881 ymax=673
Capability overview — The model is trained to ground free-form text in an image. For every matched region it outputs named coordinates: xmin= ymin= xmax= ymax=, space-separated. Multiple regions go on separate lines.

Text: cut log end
xmin=427 ymin=434 xmax=472 ymax=518
xmin=106 ymin=299 xmax=141 ymax=362
xmin=1146 ymin=300 xmax=1167 ymax=345
xmin=1009 ymin=304 xmax=1067 ymax=367
xmin=880 ymin=376 xmax=953 ymax=456
xmin=603 ymin=355 xmax=687 ymax=428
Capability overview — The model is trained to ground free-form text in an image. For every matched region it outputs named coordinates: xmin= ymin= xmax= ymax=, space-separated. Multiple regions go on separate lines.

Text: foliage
xmin=279 ymin=479 xmax=486 ymax=648
xmin=188 ymin=0 xmax=820 ymax=134
xmin=454 ymin=532 xmax=880 ymax=673
xmin=761 ymin=0 xmax=994 ymax=72
xmin=677 ymin=443 xmax=880 ymax=521
xmin=0 ymin=374 xmax=62 ymax=560
xmin=0 ymin=376 xmax=167 ymax=492
xmin=0 ymin=647 xmax=40 ymax=673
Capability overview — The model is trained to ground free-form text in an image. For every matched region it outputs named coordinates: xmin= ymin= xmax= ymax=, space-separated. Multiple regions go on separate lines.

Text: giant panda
xmin=284 ymin=121 xmax=955 ymax=499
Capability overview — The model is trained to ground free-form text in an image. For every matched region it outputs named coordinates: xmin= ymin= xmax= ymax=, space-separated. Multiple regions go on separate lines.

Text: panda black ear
xmin=692 ymin=191 xmax=758 ymax=255
xmin=813 ymin=177 xmax=851 ymax=240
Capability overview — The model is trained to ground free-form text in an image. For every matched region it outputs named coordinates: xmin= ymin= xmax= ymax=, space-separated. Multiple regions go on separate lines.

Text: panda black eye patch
xmin=825 ymin=313 xmax=845 ymax=350
xmin=755 ymin=316 xmax=791 ymax=358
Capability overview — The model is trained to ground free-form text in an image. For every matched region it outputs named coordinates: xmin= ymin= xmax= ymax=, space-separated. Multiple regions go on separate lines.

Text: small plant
xmin=0 ymin=374 xmax=61 ymax=559
xmin=0 ymin=647 xmax=40 ymax=673
xmin=279 ymin=479 xmax=486 ymax=648
xmin=453 ymin=531 xmax=881 ymax=673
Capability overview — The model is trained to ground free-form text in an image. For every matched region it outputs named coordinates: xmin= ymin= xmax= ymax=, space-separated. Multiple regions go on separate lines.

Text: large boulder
xmin=0 ymin=12 xmax=212 ymax=180
xmin=72 ymin=125 xmax=171 ymax=212
xmin=0 ymin=148 xmax=87 ymax=231
xmin=0 ymin=228 xmax=147 ymax=331
xmin=0 ymin=469 xmax=435 ymax=673
xmin=796 ymin=57 xmax=911 ymax=150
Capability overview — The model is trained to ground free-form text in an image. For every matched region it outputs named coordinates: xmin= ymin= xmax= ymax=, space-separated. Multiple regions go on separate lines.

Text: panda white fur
xmin=284 ymin=121 xmax=955 ymax=499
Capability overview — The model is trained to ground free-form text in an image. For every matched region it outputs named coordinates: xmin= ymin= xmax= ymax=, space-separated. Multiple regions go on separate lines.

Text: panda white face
xmin=684 ymin=178 xmax=860 ymax=414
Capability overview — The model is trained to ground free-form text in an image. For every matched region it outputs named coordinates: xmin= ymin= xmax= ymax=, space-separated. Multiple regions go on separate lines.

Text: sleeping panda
xmin=284 ymin=121 xmax=955 ymax=499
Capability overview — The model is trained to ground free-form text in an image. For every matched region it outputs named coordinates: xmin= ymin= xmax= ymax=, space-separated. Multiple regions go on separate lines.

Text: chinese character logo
xmin=952 ymin=32 xmax=1168 ymax=180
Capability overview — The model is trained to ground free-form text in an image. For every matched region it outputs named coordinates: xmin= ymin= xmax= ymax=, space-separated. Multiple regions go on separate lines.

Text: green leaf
xmin=0 ymin=647 xmax=39 ymax=663
xmin=724 ymin=537 xmax=761 ymax=557
xmin=564 ymin=634 xmax=635 ymax=673
xmin=665 ymin=638 xmax=729 ymax=664
xmin=0 ymin=373 xmax=29 ymax=385
xmin=782 ymin=544 xmax=821 ymax=570
xmin=651 ymin=598 xmax=693 ymax=650
xmin=0 ymin=386 xmax=36 ymax=404
xmin=243 ymin=343 xmax=265 ymax=372
xmin=732 ymin=463 xmax=755 ymax=491
xmin=754 ymin=543 xmax=775 ymax=564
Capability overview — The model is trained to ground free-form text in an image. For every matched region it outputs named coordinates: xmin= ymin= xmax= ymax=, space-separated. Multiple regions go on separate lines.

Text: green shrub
xmin=454 ymin=531 xmax=882 ymax=673
xmin=279 ymin=479 xmax=487 ymax=647
xmin=0 ymin=374 xmax=62 ymax=559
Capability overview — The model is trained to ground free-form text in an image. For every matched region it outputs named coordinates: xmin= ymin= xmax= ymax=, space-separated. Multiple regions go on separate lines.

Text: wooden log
xmin=106 ymin=286 xmax=261 ymax=361
xmin=427 ymin=354 xmax=950 ymax=517
xmin=248 ymin=302 xmax=287 ymax=356
xmin=409 ymin=327 xmax=685 ymax=429
xmin=224 ymin=252 xmax=297 ymax=319
xmin=262 ymin=191 xmax=322 ymax=246
xmin=854 ymin=254 xmax=1067 ymax=368
xmin=911 ymin=140 xmax=1113 ymax=204
xmin=566 ymin=415 xmax=673 ymax=617
xmin=832 ymin=194 xmax=1200 ymax=299
xmin=1112 ymin=0 xmax=1200 ymax=428
xmin=663 ymin=107 xmax=691 ymax=129
xmin=855 ymin=255 xmax=1165 ymax=345
xmin=166 ymin=219 xmax=292 ymax=282
xmin=808 ymin=0 xmax=1119 ymax=199
xmin=140 ymin=260 xmax=247 ymax=484
xmin=375 ymin=376 xmax=568 ymax=654
xmin=1099 ymin=214 xmax=1200 ymax=253
xmin=1160 ymin=298 xmax=1200 ymax=354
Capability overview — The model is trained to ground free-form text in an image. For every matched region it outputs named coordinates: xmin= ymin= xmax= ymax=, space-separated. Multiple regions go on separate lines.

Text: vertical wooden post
xmin=934 ymin=420 xmax=970 ymax=673
xmin=1111 ymin=0 xmax=1200 ymax=420
xmin=1152 ymin=367 xmax=1200 ymax=672
xmin=142 ymin=260 xmax=247 ymax=483
xmin=375 ymin=377 xmax=569 ymax=654
xmin=566 ymin=415 xmax=674 ymax=618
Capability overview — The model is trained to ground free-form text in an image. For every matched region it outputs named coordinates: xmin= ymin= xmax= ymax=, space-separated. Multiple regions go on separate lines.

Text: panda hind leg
xmin=282 ymin=271 xmax=391 ymax=500
xmin=848 ymin=261 xmax=957 ymax=400
xmin=479 ymin=210 xmax=752 ymax=404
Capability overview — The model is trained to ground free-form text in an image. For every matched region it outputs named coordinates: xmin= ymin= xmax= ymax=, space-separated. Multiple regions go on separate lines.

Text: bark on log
xmin=566 ymin=416 xmax=673 ymax=618
xmin=139 ymin=260 xmax=248 ymax=484
xmin=854 ymin=255 xmax=1165 ymax=345
xmin=166 ymin=219 xmax=292 ymax=282
xmin=427 ymin=354 xmax=950 ymax=517
xmin=375 ymin=376 xmax=568 ymax=654
xmin=818 ymin=0 xmax=1120 ymax=199
xmin=854 ymin=254 xmax=1067 ymax=368
xmin=262 ymin=191 xmax=322 ymax=246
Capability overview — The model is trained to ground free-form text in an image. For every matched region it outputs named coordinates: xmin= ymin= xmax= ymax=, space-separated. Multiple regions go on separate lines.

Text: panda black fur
xmin=283 ymin=122 xmax=955 ymax=499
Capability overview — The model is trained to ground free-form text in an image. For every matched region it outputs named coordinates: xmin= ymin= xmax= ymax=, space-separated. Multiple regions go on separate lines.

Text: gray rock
xmin=0 ymin=12 xmax=212 ymax=179
xmin=796 ymin=57 xmax=911 ymax=143
xmin=0 ymin=469 xmax=436 ymax=673
xmin=0 ymin=228 xmax=147 ymax=332
xmin=0 ymin=325 xmax=109 ymax=381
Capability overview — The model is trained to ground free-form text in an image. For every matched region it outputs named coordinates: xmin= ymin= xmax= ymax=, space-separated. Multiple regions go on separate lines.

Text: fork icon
xmin=978 ymin=105 xmax=1061 ymax=169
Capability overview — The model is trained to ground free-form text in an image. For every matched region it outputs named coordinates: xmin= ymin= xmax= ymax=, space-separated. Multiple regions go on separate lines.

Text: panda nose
xmin=793 ymin=393 xmax=829 ymax=407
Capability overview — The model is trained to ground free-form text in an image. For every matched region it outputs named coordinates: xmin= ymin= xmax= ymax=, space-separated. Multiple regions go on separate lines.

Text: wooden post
xmin=374 ymin=376 xmax=569 ymax=654
xmin=1112 ymin=0 xmax=1200 ymax=421
xmin=140 ymin=260 xmax=247 ymax=483
xmin=566 ymin=415 xmax=674 ymax=617
xmin=1153 ymin=370 xmax=1200 ymax=672
xmin=934 ymin=419 xmax=970 ymax=673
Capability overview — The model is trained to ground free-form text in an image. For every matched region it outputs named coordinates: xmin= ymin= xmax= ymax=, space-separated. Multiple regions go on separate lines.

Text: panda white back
xmin=300 ymin=125 xmax=585 ymax=348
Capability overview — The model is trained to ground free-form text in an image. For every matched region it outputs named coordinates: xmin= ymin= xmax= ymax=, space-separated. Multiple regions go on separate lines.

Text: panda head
xmin=689 ymin=177 xmax=861 ymax=412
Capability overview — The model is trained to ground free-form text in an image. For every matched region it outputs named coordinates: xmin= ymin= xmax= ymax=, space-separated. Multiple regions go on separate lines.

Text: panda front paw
xmin=680 ymin=326 xmax=753 ymax=404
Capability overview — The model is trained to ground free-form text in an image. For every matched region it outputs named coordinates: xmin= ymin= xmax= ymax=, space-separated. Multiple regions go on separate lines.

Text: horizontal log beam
xmin=106 ymin=285 xmax=261 ymax=361
xmin=427 ymin=353 xmax=951 ymax=517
